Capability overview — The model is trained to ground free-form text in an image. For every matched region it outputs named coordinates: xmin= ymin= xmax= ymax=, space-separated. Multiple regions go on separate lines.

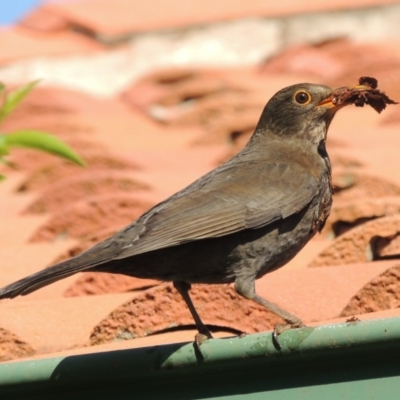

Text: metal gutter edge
xmin=1 ymin=316 xmax=400 ymax=399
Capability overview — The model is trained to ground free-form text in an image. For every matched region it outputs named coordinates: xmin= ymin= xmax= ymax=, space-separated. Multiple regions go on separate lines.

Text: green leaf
xmin=0 ymin=80 xmax=40 ymax=123
xmin=4 ymin=130 xmax=86 ymax=167
xmin=0 ymin=135 xmax=9 ymax=156
xmin=0 ymin=82 xmax=6 ymax=112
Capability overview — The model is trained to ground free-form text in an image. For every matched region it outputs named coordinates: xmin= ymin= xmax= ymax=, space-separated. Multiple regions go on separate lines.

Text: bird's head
xmin=255 ymin=83 xmax=365 ymax=146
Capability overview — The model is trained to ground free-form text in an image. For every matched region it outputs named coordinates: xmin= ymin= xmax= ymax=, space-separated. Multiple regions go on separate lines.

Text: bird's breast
xmin=312 ymin=169 xmax=333 ymax=234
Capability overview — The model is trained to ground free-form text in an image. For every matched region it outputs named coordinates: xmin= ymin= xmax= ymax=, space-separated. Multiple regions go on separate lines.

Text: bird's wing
xmin=114 ymin=157 xmax=320 ymax=259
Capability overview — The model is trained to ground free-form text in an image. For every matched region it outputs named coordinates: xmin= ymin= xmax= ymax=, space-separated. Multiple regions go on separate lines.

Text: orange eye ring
xmin=294 ymin=90 xmax=311 ymax=105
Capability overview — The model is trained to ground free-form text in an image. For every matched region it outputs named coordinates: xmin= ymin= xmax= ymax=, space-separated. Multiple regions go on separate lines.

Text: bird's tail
xmin=0 ymin=245 xmax=113 ymax=299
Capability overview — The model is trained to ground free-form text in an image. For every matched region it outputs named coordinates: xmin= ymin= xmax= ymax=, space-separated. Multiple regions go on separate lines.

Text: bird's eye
xmin=294 ymin=90 xmax=311 ymax=105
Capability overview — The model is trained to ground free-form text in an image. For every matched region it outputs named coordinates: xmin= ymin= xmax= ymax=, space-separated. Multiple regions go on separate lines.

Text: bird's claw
xmin=193 ymin=330 xmax=213 ymax=361
xmin=272 ymin=322 xmax=306 ymax=351
xmin=195 ymin=332 xmax=211 ymax=347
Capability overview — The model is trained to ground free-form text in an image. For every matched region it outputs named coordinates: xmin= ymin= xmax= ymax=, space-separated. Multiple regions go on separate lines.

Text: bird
xmin=0 ymin=82 xmax=364 ymax=344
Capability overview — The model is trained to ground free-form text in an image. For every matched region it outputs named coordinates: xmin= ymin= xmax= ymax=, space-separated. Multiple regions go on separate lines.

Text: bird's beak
xmin=317 ymin=84 xmax=372 ymax=109
xmin=316 ymin=95 xmax=338 ymax=109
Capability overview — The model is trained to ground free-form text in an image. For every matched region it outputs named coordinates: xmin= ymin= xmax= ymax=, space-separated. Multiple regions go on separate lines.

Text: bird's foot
xmin=195 ymin=325 xmax=213 ymax=346
xmin=272 ymin=321 xmax=306 ymax=351
xmin=195 ymin=332 xmax=211 ymax=347
xmin=193 ymin=327 xmax=213 ymax=361
xmin=275 ymin=321 xmax=305 ymax=335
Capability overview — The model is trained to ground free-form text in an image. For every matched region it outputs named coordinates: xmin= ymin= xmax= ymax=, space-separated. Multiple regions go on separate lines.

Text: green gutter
xmin=1 ymin=316 xmax=400 ymax=399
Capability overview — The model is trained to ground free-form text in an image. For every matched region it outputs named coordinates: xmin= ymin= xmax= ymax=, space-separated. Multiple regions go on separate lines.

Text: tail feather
xmin=0 ymin=249 xmax=113 ymax=299
xmin=0 ymin=265 xmax=78 ymax=298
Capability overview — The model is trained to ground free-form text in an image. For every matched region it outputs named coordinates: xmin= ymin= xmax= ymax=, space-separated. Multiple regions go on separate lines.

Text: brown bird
xmin=0 ymin=82 xmax=386 ymax=344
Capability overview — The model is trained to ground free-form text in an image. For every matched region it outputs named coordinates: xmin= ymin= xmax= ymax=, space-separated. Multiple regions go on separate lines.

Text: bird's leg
xmin=173 ymin=281 xmax=213 ymax=346
xmin=235 ymin=277 xmax=305 ymax=349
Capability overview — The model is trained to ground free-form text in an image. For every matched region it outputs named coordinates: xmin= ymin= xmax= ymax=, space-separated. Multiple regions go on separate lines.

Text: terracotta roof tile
xmin=23 ymin=0 xmax=400 ymax=36
xmin=18 ymin=5 xmax=71 ymax=32
xmin=0 ymin=243 xmax=74 ymax=287
xmin=0 ymin=26 xmax=102 ymax=63
xmin=0 ymin=328 xmax=35 ymax=362
xmin=310 ymin=215 xmax=400 ymax=267
xmin=0 ymin=293 xmax=134 ymax=354
xmin=341 ymin=263 xmax=400 ymax=316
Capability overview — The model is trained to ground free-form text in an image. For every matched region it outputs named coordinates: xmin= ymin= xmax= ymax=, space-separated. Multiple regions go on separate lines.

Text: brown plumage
xmin=0 ymin=81 xmax=392 ymax=342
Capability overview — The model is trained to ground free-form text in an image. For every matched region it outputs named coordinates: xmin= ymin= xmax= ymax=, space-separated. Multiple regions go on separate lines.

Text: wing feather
xmin=114 ymin=156 xmax=320 ymax=259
